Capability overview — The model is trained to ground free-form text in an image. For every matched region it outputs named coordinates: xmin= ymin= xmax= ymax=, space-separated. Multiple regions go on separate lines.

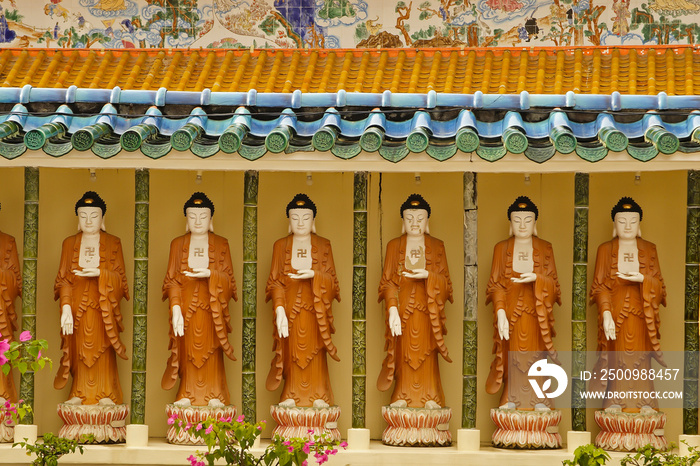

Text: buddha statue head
xmin=184 ymin=192 xmax=215 ymax=234
xmin=611 ymin=197 xmax=642 ymax=239
xmin=400 ymin=193 xmax=430 ymax=237
xmin=286 ymin=193 xmax=316 ymax=236
xmin=508 ymin=196 xmax=538 ymax=238
xmin=75 ymin=191 xmax=106 ymax=233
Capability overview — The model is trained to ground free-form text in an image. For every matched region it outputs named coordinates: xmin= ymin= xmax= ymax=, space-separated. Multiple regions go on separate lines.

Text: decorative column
xmin=457 ymin=172 xmax=480 ymax=452
xmin=571 ymin=172 xmax=589 ymax=432
xmin=131 ymin=169 xmax=149 ymax=424
xmin=19 ymin=167 xmax=38 ymax=424
xmin=684 ymin=170 xmax=700 ymax=435
xmin=352 ymin=172 xmax=367 ymax=429
xmin=462 ymin=172 xmax=477 ymax=429
xmin=242 ymin=171 xmax=258 ymax=422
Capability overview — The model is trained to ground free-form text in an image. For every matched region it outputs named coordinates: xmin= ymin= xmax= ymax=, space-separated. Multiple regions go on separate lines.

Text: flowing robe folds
xmin=162 ymin=233 xmax=237 ymax=406
xmin=486 ymin=237 xmax=561 ymax=409
xmin=377 ymin=234 xmax=453 ymax=408
xmin=590 ymin=238 xmax=666 ymax=411
xmin=265 ymin=234 xmax=340 ymax=406
xmin=0 ymin=232 xmax=20 ymax=402
xmin=54 ymin=232 xmax=129 ymax=404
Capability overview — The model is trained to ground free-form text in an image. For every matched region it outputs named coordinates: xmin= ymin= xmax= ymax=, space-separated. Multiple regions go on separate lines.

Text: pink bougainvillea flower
xmin=19 ymin=331 xmax=31 ymax=342
xmin=283 ymin=440 xmax=291 ymax=446
xmin=317 ymin=453 xmax=329 ymax=465
xmin=205 ymin=425 xmax=214 ymax=434
xmin=196 ymin=423 xmax=203 ymax=431
xmin=256 ymin=425 xmax=262 ymax=431
xmin=339 ymin=441 xmax=348 ymax=449
xmin=287 ymin=446 xmax=294 ymax=453
xmin=302 ymin=443 xmax=310 ymax=454
xmin=185 ymin=422 xmax=192 ymax=430
xmin=307 ymin=429 xmax=315 ymax=434
xmin=302 ymin=461 xmax=308 ymax=466
xmin=236 ymin=414 xmax=245 ymax=423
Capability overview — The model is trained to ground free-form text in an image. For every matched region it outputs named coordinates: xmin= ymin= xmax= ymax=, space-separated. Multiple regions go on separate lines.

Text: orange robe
xmin=54 ymin=232 xmax=129 ymax=404
xmin=377 ymin=234 xmax=453 ymax=408
xmin=0 ymin=232 xmax=20 ymax=402
xmin=265 ymin=234 xmax=340 ymax=406
xmin=162 ymin=233 xmax=237 ymax=406
xmin=590 ymin=238 xmax=666 ymax=411
xmin=485 ymin=237 xmax=561 ymax=409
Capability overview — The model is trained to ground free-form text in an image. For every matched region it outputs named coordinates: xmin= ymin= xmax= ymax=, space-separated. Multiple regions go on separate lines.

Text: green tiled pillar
xmin=352 ymin=172 xmax=367 ymax=428
xmin=242 ymin=171 xmax=258 ymax=422
xmin=19 ymin=167 xmax=38 ymax=424
xmin=684 ymin=170 xmax=700 ymax=435
xmin=131 ymin=169 xmax=149 ymax=424
xmin=462 ymin=172 xmax=477 ymax=429
xmin=571 ymin=172 xmax=589 ymax=431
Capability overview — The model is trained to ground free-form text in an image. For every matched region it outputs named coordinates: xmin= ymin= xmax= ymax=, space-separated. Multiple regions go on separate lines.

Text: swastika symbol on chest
xmin=410 ymin=249 xmax=422 ymax=259
xmin=193 ymin=248 xmax=205 ymax=257
xmin=85 ymin=247 xmax=96 ymax=257
xmin=518 ymin=252 xmax=529 ymax=261
xmin=623 ymin=253 xmax=635 ymax=262
xmin=296 ymin=249 xmax=307 ymax=258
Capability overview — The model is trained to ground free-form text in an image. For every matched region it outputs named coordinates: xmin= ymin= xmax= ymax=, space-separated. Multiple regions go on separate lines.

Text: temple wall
xmin=0 ymin=0 xmax=698 ymax=50
xmin=0 ymin=167 xmax=689 ymax=444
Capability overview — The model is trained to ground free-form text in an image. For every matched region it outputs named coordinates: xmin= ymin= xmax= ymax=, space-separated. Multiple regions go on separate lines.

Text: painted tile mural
xmin=0 ymin=0 xmax=698 ymax=49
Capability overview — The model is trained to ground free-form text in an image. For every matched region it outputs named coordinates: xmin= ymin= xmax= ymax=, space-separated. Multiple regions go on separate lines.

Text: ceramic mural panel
xmin=0 ymin=0 xmax=698 ymax=49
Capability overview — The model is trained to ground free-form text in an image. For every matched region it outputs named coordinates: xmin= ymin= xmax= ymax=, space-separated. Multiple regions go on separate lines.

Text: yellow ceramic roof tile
xmin=3 ymin=46 xmax=700 ymax=96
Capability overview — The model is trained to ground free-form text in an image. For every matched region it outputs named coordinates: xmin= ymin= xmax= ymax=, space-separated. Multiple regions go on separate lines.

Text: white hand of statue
xmin=402 ymin=268 xmax=429 ymax=279
xmin=60 ymin=304 xmax=73 ymax=335
xmin=172 ymin=305 xmax=185 ymax=337
xmin=72 ymin=268 xmax=100 ymax=277
xmin=388 ymin=306 xmax=402 ymax=337
xmin=275 ymin=306 xmax=289 ymax=338
xmin=183 ymin=268 xmax=211 ymax=278
xmin=288 ymin=269 xmax=315 ymax=280
xmin=616 ymin=271 xmax=644 ymax=283
xmin=603 ymin=310 xmax=616 ymax=341
xmin=497 ymin=308 xmax=509 ymax=341
xmin=511 ymin=272 xmax=537 ymax=283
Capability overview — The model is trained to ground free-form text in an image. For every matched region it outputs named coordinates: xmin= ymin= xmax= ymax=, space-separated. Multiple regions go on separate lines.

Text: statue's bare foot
xmin=98 ymin=398 xmax=115 ymax=406
xmin=389 ymin=399 xmax=407 ymax=408
xmin=640 ymin=405 xmax=656 ymax=414
xmin=208 ymin=399 xmax=225 ymax=408
xmin=65 ymin=396 xmax=82 ymax=406
xmin=174 ymin=398 xmax=192 ymax=408
xmin=534 ymin=403 xmax=550 ymax=411
xmin=604 ymin=404 xmax=622 ymax=413
xmin=424 ymin=400 xmax=441 ymax=409
xmin=499 ymin=402 xmax=516 ymax=410
xmin=312 ymin=399 xmax=329 ymax=408
xmin=279 ymin=398 xmax=296 ymax=408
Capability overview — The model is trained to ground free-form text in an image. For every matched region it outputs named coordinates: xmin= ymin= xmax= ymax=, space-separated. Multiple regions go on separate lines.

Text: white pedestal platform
xmin=0 ymin=438 xmax=659 ymax=466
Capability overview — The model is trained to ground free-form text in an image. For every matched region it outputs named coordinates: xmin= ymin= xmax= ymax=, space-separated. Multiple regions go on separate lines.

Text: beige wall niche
xmin=477 ymin=172 xmax=575 ymax=443
xmin=147 ymin=170 xmax=244 ymax=437
xmin=34 ymin=168 xmax=135 ymax=435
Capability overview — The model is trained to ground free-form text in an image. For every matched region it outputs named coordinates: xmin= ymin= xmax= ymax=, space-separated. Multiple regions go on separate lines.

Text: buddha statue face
xmin=614 ymin=212 xmax=640 ymax=240
xmin=186 ymin=207 xmax=212 ymax=235
xmin=77 ymin=206 xmax=103 ymax=235
xmin=510 ymin=211 xmax=536 ymax=239
xmin=402 ymin=208 xmax=429 ymax=238
xmin=288 ymin=208 xmax=314 ymax=236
